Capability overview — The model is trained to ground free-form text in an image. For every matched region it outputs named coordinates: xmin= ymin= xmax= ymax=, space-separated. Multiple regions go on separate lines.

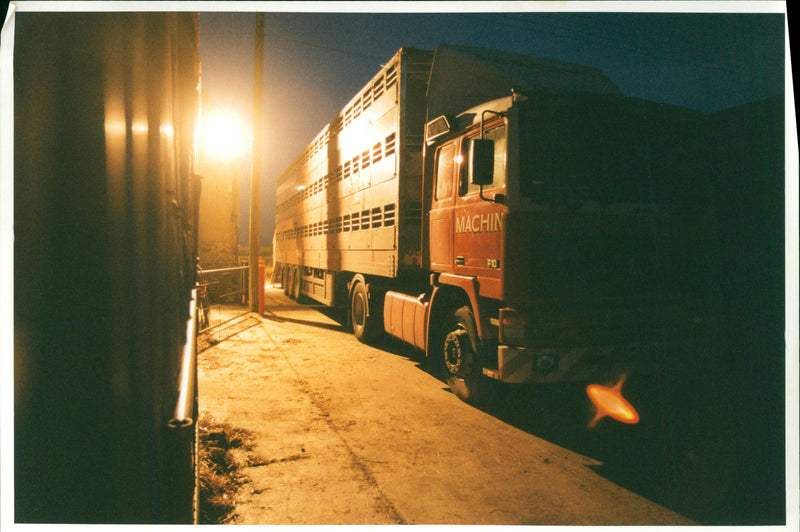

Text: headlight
xmin=499 ymin=308 xmax=525 ymax=345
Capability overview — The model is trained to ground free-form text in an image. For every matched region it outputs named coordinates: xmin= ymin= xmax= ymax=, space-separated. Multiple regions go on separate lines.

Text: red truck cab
xmin=415 ymin=90 xmax=707 ymax=402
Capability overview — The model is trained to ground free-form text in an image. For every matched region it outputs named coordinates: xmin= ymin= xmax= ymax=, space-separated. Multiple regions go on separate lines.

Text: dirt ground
xmin=197 ymin=287 xmax=696 ymax=525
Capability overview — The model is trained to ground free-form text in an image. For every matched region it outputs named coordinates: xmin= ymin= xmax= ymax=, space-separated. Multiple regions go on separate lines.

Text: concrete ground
xmin=197 ymin=286 xmax=697 ymax=525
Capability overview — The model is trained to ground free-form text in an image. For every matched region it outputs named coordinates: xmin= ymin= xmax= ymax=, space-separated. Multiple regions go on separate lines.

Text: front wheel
xmin=441 ymin=305 xmax=485 ymax=403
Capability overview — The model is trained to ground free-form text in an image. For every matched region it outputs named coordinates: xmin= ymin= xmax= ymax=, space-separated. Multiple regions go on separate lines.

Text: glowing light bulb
xmin=586 ymin=375 xmax=640 ymax=427
xmin=200 ymin=111 xmax=250 ymax=158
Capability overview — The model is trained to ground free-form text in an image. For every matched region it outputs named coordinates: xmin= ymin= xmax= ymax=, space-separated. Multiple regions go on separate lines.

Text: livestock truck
xmin=12 ymin=11 xmax=201 ymax=523
xmin=274 ymin=46 xmax=711 ymax=405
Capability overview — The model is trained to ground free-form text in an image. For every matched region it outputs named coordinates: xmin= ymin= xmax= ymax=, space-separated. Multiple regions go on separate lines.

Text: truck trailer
xmin=274 ymin=45 xmax=711 ymax=405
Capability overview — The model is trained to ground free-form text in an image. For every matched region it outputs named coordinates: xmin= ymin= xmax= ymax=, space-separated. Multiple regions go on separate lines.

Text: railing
xmin=169 ymin=288 xmax=198 ymax=428
xmin=196 ymin=265 xmax=249 ymax=333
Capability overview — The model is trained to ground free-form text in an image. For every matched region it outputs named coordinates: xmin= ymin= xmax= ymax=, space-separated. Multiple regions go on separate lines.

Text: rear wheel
xmin=282 ymin=266 xmax=292 ymax=297
xmin=291 ymin=267 xmax=301 ymax=301
xmin=441 ymin=305 xmax=485 ymax=403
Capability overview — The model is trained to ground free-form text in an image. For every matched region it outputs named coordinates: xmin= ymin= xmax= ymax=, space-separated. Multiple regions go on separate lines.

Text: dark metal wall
xmin=14 ymin=12 xmax=200 ymax=523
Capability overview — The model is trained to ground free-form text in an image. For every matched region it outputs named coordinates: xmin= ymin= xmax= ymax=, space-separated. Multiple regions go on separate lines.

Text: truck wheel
xmin=291 ymin=267 xmax=301 ymax=301
xmin=350 ymin=280 xmax=379 ymax=343
xmin=282 ymin=266 xmax=291 ymax=297
xmin=441 ymin=305 xmax=484 ymax=403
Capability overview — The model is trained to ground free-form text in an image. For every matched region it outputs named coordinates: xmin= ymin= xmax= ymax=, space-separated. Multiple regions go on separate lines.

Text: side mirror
xmin=469 ymin=138 xmax=494 ymax=186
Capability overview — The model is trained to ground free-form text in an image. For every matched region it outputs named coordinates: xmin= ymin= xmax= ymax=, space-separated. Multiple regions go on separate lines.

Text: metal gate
xmin=196 ymin=265 xmax=249 ymax=332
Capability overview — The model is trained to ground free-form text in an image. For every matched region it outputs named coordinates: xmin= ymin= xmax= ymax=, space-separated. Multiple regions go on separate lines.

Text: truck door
xmin=429 ymin=140 xmax=458 ymax=271
xmin=453 ymin=123 xmax=507 ymax=299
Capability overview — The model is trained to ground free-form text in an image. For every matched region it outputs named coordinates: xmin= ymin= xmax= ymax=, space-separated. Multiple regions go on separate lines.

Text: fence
xmin=196 ymin=265 xmax=249 ymax=333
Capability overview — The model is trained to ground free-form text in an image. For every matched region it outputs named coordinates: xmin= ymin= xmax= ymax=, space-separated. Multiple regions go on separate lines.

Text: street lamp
xmin=196 ymin=108 xmax=250 ymax=270
xmin=199 ymin=110 xmax=250 ymax=159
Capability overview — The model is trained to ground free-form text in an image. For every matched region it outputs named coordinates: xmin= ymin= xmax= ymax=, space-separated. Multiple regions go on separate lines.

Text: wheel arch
xmin=426 ymin=279 xmax=487 ymax=403
xmin=347 ymin=273 xmax=369 ymax=300
xmin=425 ymin=281 xmax=476 ymax=360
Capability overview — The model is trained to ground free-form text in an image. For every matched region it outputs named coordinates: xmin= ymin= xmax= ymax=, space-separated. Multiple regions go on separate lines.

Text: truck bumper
xmin=483 ymin=343 xmax=667 ymax=384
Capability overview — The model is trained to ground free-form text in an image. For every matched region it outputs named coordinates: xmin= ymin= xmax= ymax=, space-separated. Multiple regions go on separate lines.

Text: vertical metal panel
xmin=14 ymin=12 xmax=199 ymax=523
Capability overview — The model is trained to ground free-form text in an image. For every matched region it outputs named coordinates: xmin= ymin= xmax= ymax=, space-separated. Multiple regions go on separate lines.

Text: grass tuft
xmin=197 ymin=414 xmax=256 ymax=524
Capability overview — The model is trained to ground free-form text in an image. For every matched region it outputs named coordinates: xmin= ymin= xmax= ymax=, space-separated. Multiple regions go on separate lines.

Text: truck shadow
xmin=372 ymin=333 xmax=783 ymax=527
xmin=294 ymin=305 xmax=783 ymax=526
xmin=482 ymin=376 xmax=686 ymax=520
xmin=478 ymin=369 xmax=783 ymax=526
xmin=262 ymin=305 xmax=346 ymax=332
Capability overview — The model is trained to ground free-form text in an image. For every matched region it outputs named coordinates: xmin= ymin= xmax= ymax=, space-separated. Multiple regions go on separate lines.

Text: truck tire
xmin=441 ymin=305 xmax=485 ymax=403
xmin=291 ymin=267 xmax=301 ymax=301
xmin=282 ymin=266 xmax=291 ymax=297
xmin=350 ymin=280 xmax=379 ymax=343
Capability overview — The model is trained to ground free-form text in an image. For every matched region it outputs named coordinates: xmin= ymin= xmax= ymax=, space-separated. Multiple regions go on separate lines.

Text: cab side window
xmin=460 ymin=124 xmax=507 ymax=196
xmin=434 ymin=142 xmax=456 ymax=200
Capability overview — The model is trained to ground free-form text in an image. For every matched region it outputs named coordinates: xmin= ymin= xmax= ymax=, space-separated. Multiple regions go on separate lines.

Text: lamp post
xmin=249 ymin=12 xmax=265 ymax=311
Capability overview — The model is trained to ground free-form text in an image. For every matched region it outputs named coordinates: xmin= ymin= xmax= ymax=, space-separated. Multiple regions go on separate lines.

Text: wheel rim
xmin=443 ymin=328 xmax=472 ymax=376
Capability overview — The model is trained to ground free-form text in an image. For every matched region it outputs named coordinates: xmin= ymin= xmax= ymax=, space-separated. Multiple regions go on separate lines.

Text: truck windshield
xmin=518 ymin=96 xmax=702 ymax=204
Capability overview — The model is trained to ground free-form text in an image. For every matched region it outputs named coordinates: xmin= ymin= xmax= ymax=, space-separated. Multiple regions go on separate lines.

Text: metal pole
xmin=249 ymin=13 xmax=264 ymax=311
xmin=169 ymin=289 xmax=198 ymax=428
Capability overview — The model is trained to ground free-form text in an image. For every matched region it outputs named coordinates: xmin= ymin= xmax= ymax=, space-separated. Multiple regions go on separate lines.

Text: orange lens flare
xmin=586 ymin=376 xmax=640 ymax=427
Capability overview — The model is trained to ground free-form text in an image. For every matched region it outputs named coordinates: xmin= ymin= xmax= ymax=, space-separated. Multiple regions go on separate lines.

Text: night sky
xmin=197 ymin=7 xmax=786 ymax=245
